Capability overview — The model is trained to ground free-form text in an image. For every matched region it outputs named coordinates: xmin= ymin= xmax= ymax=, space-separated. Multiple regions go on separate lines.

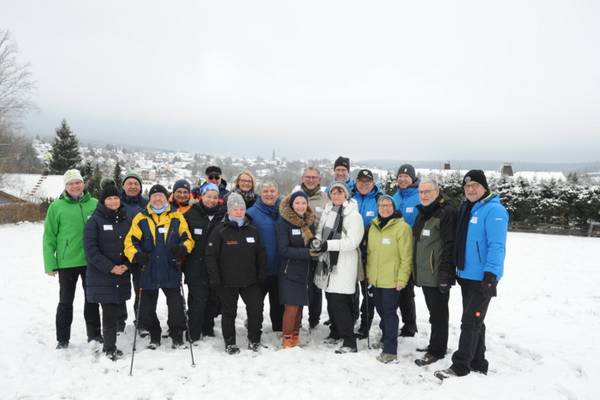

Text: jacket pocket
xmin=476 ymin=241 xmax=482 ymax=264
xmin=429 ymin=250 xmax=435 ymax=275
xmin=284 ymin=262 xmax=308 ymax=284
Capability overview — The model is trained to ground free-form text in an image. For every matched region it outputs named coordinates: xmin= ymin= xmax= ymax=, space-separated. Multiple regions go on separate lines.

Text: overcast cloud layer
xmin=3 ymin=0 xmax=599 ymax=162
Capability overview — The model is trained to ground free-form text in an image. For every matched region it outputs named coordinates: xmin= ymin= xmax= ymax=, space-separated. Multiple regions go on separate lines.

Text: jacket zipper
xmin=476 ymin=241 xmax=482 ymax=264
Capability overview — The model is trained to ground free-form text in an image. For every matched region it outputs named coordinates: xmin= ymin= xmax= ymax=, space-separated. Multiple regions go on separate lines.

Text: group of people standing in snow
xmin=42 ymin=156 xmax=508 ymax=380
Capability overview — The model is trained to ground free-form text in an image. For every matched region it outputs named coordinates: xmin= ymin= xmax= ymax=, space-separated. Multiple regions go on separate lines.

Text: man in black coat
xmin=205 ymin=193 xmax=266 ymax=354
xmin=182 ymin=183 xmax=226 ymax=342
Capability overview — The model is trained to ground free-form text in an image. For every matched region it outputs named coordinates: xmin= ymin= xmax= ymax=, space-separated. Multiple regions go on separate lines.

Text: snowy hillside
xmin=0 ymin=223 xmax=596 ymax=400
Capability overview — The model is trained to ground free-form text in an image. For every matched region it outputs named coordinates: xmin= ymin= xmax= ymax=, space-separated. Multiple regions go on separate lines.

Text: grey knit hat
xmin=328 ymin=182 xmax=351 ymax=199
xmin=227 ymin=192 xmax=246 ymax=212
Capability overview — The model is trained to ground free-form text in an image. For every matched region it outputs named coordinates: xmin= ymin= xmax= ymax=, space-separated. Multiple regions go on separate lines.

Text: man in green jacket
xmin=43 ymin=169 xmax=101 ymax=349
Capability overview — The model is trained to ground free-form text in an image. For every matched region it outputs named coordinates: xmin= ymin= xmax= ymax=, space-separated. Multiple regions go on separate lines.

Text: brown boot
xmin=291 ymin=335 xmax=300 ymax=347
xmin=282 ymin=335 xmax=295 ymax=349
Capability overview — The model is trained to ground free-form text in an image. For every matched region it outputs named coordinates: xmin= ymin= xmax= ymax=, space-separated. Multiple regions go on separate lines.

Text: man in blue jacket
xmin=246 ymin=181 xmax=283 ymax=332
xmin=327 ymin=156 xmax=355 ymax=193
xmin=392 ymin=163 xmax=420 ymax=336
xmin=352 ymin=169 xmax=381 ymax=338
xmin=435 ymin=170 xmax=508 ymax=380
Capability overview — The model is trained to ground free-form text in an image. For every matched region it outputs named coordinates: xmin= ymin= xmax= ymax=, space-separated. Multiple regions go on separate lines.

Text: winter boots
xmin=226 ymin=344 xmax=240 ymax=355
xmin=434 ymin=367 xmax=459 ymax=380
xmin=282 ymin=335 xmax=300 ymax=349
xmin=376 ymin=352 xmax=397 ymax=364
xmin=415 ymin=353 xmax=440 ymax=367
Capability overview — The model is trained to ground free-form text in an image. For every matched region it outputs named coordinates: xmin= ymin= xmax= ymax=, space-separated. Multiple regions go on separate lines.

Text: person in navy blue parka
xmin=246 ymin=181 xmax=283 ymax=332
xmin=84 ymin=184 xmax=132 ymax=360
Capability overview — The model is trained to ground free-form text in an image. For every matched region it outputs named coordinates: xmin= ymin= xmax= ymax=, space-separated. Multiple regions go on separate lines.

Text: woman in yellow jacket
xmin=367 ymin=195 xmax=413 ymax=363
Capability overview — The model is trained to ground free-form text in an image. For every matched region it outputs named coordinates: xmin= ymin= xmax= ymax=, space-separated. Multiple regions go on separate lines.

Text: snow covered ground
xmin=0 ymin=223 xmax=597 ymax=400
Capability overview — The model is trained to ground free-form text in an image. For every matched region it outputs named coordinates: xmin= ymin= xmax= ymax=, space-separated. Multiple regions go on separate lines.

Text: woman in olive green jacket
xmin=367 ymin=195 xmax=412 ymax=363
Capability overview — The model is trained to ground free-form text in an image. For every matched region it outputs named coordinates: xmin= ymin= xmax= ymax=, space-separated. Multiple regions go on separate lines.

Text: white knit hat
xmin=63 ymin=169 xmax=84 ymax=185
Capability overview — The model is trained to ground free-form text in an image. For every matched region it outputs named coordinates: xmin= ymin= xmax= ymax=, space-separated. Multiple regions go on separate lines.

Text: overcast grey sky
xmin=3 ymin=0 xmax=599 ymax=162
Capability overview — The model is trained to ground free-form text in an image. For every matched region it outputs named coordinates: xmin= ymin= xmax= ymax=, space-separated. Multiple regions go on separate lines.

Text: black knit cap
xmin=205 ymin=165 xmax=222 ymax=176
xmin=100 ymin=184 xmax=121 ymax=205
xmin=334 ymin=156 xmax=350 ymax=171
xmin=289 ymin=191 xmax=309 ymax=207
xmin=173 ymin=179 xmax=191 ymax=192
xmin=397 ymin=164 xmax=416 ymax=182
xmin=149 ymin=184 xmax=169 ymax=198
xmin=462 ymin=169 xmax=489 ymax=190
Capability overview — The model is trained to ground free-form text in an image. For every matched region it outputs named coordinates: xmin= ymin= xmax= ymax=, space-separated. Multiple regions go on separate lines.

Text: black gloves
xmin=481 ymin=272 xmax=497 ymax=297
xmin=318 ymin=241 xmax=328 ymax=252
xmin=169 ymin=244 xmax=188 ymax=258
xmin=134 ymin=251 xmax=150 ymax=266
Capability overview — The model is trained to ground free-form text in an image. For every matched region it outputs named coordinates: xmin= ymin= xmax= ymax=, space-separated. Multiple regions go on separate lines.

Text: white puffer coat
xmin=314 ymin=199 xmax=364 ymax=294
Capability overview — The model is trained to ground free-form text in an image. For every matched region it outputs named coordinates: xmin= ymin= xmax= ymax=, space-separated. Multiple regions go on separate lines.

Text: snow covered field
xmin=0 ymin=223 xmax=597 ymax=400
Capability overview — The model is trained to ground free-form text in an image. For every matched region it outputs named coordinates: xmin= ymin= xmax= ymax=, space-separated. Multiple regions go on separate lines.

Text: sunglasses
xmin=208 ymin=175 xmax=221 ymax=181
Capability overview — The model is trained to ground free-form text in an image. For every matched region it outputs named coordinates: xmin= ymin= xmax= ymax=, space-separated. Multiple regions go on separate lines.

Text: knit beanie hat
xmin=289 ymin=191 xmax=309 ymax=207
xmin=173 ymin=179 xmax=191 ymax=192
xmin=377 ymin=194 xmax=397 ymax=210
xmin=328 ymin=182 xmax=351 ymax=199
xmin=100 ymin=184 xmax=121 ymax=205
xmin=122 ymin=172 xmax=143 ymax=187
xmin=63 ymin=169 xmax=83 ymax=185
xmin=462 ymin=170 xmax=489 ymax=190
xmin=227 ymin=192 xmax=246 ymax=212
xmin=149 ymin=184 xmax=169 ymax=198
xmin=397 ymin=164 xmax=416 ymax=182
xmin=334 ymin=156 xmax=350 ymax=171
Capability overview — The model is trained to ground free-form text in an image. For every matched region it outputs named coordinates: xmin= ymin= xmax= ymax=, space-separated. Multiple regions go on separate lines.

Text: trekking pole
xmin=179 ymin=282 xmax=196 ymax=366
xmin=129 ymin=286 xmax=143 ymax=376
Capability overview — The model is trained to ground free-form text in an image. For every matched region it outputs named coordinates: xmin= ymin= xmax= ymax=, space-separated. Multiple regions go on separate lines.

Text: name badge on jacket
xmin=246 ymin=237 xmax=255 ymax=243
xmin=158 ymin=227 xmax=166 ymax=234
xmin=292 ymin=229 xmax=301 ymax=235
xmin=366 ymin=211 xmax=375 ymax=217
xmin=405 ymin=207 xmax=414 ymax=213
xmin=194 ymin=228 xmax=203 ymax=235
xmin=382 ymin=238 xmax=391 ymax=245
xmin=422 ymin=229 xmax=431 ymax=237
xmin=470 ymin=216 xmax=478 ymax=224
xmin=103 ymin=225 xmax=113 ymax=231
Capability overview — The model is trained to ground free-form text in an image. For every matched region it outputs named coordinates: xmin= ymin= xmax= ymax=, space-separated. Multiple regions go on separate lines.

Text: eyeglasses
xmin=238 ymin=179 xmax=253 ymax=184
xmin=419 ymin=190 xmax=436 ymax=195
xmin=208 ymin=175 xmax=220 ymax=181
xmin=303 ymin=176 xmax=319 ymax=180
xmin=378 ymin=203 xmax=394 ymax=208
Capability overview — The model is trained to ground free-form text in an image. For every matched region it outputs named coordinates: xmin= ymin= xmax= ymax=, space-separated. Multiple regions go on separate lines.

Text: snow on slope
xmin=0 ymin=223 xmax=596 ymax=400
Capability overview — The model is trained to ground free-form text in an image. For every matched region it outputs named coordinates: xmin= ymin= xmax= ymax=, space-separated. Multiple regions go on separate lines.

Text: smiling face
xmin=174 ymin=188 xmax=190 ymax=205
xmin=464 ymin=181 xmax=486 ymax=203
xmin=302 ymin=169 xmax=321 ymax=191
xmin=104 ymin=195 xmax=121 ymax=210
xmin=123 ymin=177 xmax=141 ymax=197
xmin=334 ymin=166 xmax=349 ymax=182
xmin=330 ymin=187 xmax=346 ymax=206
xmin=356 ymin=178 xmax=374 ymax=195
xmin=237 ymin=173 xmax=254 ymax=192
xmin=260 ymin=185 xmax=279 ymax=206
xmin=202 ymin=190 xmax=219 ymax=208
xmin=397 ymin=174 xmax=413 ymax=189
xmin=419 ymin=182 xmax=439 ymax=207
xmin=378 ymin=198 xmax=394 ymax=218
xmin=292 ymin=196 xmax=308 ymax=216
xmin=65 ymin=179 xmax=84 ymax=198
xmin=229 ymin=206 xmax=246 ymax=219
xmin=150 ymin=192 xmax=168 ymax=208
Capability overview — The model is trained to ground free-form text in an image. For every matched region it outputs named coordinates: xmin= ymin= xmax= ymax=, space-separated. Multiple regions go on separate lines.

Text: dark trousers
xmin=398 ymin=279 xmax=417 ymax=332
xmin=422 ymin=286 xmax=450 ymax=359
xmin=201 ymin=286 xmax=221 ymax=335
xmin=261 ymin=275 xmax=284 ymax=332
xmin=56 ymin=267 xmax=101 ymax=343
xmin=451 ymin=279 xmax=492 ymax=376
xmin=373 ymin=287 xmax=401 ymax=355
xmin=139 ymin=287 xmax=186 ymax=344
xmin=308 ymin=281 xmax=322 ymax=327
xmin=326 ymin=292 xmax=357 ymax=349
xmin=218 ymin=284 xmax=264 ymax=346
xmin=101 ymin=303 xmax=125 ymax=352
xmin=187 ymin=283 xmax=210 ymax=341
xmin=358 ymin=280 xmax=375 ymax=334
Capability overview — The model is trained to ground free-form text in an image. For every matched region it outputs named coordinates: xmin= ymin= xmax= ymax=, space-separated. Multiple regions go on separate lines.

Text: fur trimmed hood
xmin=279 ymin=195 xmax=316 ymax=245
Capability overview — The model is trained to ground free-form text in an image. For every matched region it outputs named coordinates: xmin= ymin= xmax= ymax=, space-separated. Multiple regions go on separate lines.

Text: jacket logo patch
xmin=225 ymin=240 xmax=239 ymax=246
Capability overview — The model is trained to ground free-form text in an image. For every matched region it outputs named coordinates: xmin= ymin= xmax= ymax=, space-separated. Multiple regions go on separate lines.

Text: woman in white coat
xmin=312 ymin=182 xmax=364 ymax=353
